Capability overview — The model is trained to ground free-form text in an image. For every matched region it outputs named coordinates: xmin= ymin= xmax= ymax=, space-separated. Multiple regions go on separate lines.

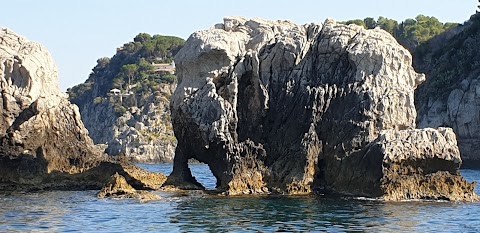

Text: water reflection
xmin=0 ymin=166 xmax=478 ymax=232
xmin=169 ymin=195 xmax=480 ymax=232
xmin=0 ymin=191 xmax=80 ymax=232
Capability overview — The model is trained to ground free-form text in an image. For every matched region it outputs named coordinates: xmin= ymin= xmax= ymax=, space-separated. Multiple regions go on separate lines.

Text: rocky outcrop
xmin=0 ymin=28 xmax=167 ymax=191
xmin=79 ymin=85 xmax=176 ymax=163
xmin=375 ymin=128 xmax=476 ymax=201
xmin=415 ymin=15 xmax=480 ymax=167
xmin=68 ymin=34 xmax=184 ymax=164
xmin=98 ymin=173 xmax=161 ymax=201
xmin=165 ymin=17 xmax=477 ymax=200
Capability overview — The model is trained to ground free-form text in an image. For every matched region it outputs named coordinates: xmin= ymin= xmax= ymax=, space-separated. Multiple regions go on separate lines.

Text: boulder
xmin=0 ymin=28 xmax=166 ymax=191
xmin=165 ymin=17 xmax=477 ymax=200
xmin=98 ymin=173 xmax=161 ymax=201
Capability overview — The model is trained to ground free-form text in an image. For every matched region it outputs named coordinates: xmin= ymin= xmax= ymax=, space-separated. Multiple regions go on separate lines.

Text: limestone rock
xmin=414 ymin=15 xmax=480 ymax=167
xmin=120 ymin=162 xmax=167 ymax=190
xmin=78 ymin=85 xmax=177 ymax=163
xmin=0 ymin=28 xmax=101 ymax=187
xmin=98 ymin=172 xmax=137 ymax=197
xmin=0 ymin=28 xmax=167 ymax=191
xmin=376 ymin=128 xmax=476 ymax=201
xmin=98 ymin=173 xmax=161 ymax=201
xmin=165 ymin=17 xmax=477 ymax=200
xmin=417 ymin=79 xmax=480 ymax=167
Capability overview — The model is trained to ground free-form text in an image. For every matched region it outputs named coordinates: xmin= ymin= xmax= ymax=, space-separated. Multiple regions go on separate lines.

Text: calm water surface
xmin=0 ymin=164 xmax=479 ymax=232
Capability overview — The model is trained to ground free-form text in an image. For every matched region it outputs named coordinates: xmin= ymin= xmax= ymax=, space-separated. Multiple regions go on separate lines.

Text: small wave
xmin=352 ymin=197 xmax=382 ymax=201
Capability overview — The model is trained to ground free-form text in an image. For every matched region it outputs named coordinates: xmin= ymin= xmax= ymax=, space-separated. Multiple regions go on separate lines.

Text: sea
xmin=0 ymin=164 xmax=479 ymax=232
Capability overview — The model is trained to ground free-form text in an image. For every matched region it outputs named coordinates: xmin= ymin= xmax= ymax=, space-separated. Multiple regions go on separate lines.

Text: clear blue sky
xmin=1 ymin=0 xmax=476 ymax=91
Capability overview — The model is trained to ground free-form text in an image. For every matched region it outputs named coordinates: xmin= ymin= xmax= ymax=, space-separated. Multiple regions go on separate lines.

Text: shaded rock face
xmin=166 ymin=17 xmax=477 ymax=200
xmin=0 ymin=28 xmax=167 ymax=191
xmin=80 ymin=85 xmax=176 ymax=163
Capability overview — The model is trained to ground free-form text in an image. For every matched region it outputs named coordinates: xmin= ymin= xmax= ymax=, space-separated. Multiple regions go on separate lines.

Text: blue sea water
xmin=0 ymin=164 xmax=479 ymax=232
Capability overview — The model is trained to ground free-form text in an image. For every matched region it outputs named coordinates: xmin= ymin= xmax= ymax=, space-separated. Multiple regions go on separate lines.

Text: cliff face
xmin=0 ymin=28 xmax=167 ymax=191
xmin=68 ymin=34 xmax=184 ymax=164
xmin=78 ymin=84 xmax=176 ymax=163
xmin=0 ymin=28 xmax=103 ymax=188
xmin=165 ymin=17 xmax=477 ymax=200
xmin=415 ymin=15 xmax=480 ymax=167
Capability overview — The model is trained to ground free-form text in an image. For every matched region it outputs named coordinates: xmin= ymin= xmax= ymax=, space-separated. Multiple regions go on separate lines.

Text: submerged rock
xmin=0 ymin=28 xmax=166 ymax=191
xmin=98 ymin=173 xmax=161 ymax=201
xmin=165 ymin=17 xmax=477 ymax=201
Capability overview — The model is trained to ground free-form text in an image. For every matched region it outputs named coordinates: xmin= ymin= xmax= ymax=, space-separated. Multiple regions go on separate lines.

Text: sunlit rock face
xmin=0 ymin=28 xmax=103 ymax=181
xmin=0 ymin=28 xmax=167 ymax=191
xmin=165 ymin=17 xmax=477 ymax=201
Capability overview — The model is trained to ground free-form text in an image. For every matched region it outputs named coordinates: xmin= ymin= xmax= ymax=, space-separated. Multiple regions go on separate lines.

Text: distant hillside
xmin=69 ymin=33 xmax=184 ymax=106
xmin=414 ymin=13 xmax=480 ymax=167
xmin=68 ymin=33 xmax=185 ymax=163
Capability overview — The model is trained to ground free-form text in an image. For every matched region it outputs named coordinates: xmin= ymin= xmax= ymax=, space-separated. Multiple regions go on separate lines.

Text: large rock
xmin=0 ymin=28 xmax=166 ymax=191
xmin=98 ymin=173 xmax=161 ymax=201
xmin=165 ymin=17 xmax=477 ymax=200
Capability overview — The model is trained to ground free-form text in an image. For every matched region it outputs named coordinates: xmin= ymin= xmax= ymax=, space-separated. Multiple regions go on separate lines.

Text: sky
xmin=0 ymin=0 xmax=477 ymax=91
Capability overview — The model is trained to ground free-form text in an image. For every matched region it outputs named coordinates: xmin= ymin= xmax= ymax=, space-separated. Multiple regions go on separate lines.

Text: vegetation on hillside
xmin=341 ymin=14 xmax=471 ymax=99
xmin=341 ymin=15 xmax=458 ymax=50
xmin=414 ymin=14 xmax=480 ymax=98
xmin=68 ymin=33 xmax=185 ymax=107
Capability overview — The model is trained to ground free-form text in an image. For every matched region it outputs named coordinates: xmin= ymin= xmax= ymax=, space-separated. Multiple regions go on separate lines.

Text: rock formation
xmin=78 ymin=85 xmax=176 ymax=163
xmin=98 ymin=173 xmax=161 ymax=201
xmin=68 ymin=34 xmax=184 ymax=164
xmin=415 ymin=14 xmax=480 ymax=167
xmin=165 ymin=17 xmax=477 ymax=200
xmin=0 ymin=28 xmax=166 ymax=191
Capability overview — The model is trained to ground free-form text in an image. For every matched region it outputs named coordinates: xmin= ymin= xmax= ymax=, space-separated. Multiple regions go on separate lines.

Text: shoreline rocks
xmin=98 ymin=173 xmax=161 ymax=201
xmin=165 ymin=17 xmax=478 ymax=201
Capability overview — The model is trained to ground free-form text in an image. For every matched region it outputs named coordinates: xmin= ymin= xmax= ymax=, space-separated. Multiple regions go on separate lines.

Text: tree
xmin=364 ymin=17 xmax=376 ymax=29
xmin=377 ymin=16 xmax=398 ymax=36
xmin=444 ymin=22 xmax=459 ymax=31
xmin=134 ymin=33 xmax=151 ymax=43
xmin=138 ymin=59 xmax=153 ymax=72
xmin=344 ymin=19 xmax=366 ymax=28
xmin=96 ymin=57 xmax=110 ymax=67
xmin=142 ymin=42 xmax=155 ymax=57
xmin=121 ymin=64 xmax=138 ymax=91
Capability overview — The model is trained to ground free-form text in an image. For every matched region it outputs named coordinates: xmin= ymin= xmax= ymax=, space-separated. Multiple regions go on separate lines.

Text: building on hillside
xmin=109 ymin=88 xmax=121 ymax=96
xmin=152 ymin=61 xmax=175 ymax=74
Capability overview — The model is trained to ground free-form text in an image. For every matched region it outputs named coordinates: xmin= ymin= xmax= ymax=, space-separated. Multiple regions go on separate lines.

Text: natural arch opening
xmin=187 ymin=159 xmax=216 ymax=190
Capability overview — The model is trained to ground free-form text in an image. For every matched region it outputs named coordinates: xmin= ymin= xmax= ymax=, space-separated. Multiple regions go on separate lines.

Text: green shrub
xmin=113 ymin=105 xmax=127 ymax=116
xmin=160 ymin=74 xmax=176 ymax=84
xmin=93 ymin=97 xmax=104 ymax=105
